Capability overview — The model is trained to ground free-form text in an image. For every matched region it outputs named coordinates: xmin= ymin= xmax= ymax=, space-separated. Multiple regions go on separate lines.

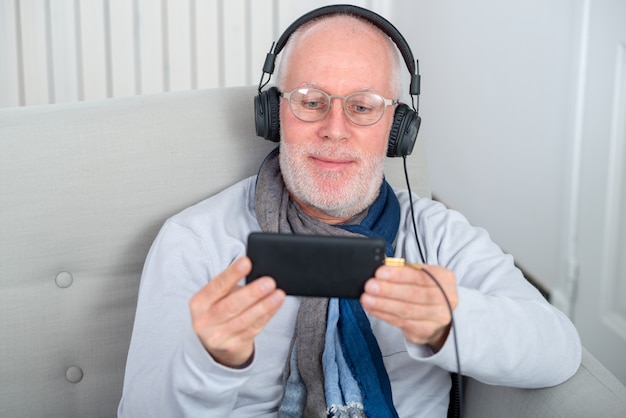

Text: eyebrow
xmin=296 ymin=82 xmax=380 ymax=94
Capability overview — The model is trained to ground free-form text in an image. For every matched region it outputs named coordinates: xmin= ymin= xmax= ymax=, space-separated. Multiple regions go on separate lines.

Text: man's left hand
xmin=361 ymin=264 xmax=459 ymax=350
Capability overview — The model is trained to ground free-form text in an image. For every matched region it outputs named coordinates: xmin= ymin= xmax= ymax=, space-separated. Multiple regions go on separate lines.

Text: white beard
xmin=279 ymin=139 xmax=385 ymax=219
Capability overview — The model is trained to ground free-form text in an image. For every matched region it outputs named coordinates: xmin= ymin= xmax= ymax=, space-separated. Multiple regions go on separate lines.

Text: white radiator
xmin=0 ymin=0 xmax=388 ymax=108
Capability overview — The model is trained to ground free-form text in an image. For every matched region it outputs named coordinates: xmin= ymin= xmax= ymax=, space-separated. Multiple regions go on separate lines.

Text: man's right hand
xmin=189 ymin=256 xmax=286 ymax=368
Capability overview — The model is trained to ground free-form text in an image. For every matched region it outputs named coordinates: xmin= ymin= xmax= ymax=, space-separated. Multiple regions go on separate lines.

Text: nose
xmin=320 ymin=97 xmax=350 ymax=141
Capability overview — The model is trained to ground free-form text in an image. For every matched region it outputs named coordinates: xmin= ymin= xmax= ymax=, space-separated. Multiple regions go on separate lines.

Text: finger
xmin=375 ymin=265 xmax=442 ymax=287
xmin=198 ymin=289 xmax=285 ymax=367
xmin=212 ymin=276 xmax=280 ymax=323
xmin=375 ymin=265 xmax=458 ymax=306
xmin=364 ymin=279 xmax=446 ymax=305
xmin=361 ymin=295 xmax=452 ymax=346
xmin=362 ymin=294 xmax=450 ymax=324
xmin=194 ymin=257 xmax=252 ymax=305
xmin=366 ymin=307 xmax=443 ymax=343
xmin=214 ymin=289 xmax=286 ymax=343
xmin=189 ymin=257 xmax=254 ymax=322
xmin=365 ymin=270 xmax=459 ymax=315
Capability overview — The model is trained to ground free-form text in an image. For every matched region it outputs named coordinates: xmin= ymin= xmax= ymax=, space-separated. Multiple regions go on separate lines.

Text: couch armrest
xmin=463 ymin=347 xmax=626 ymax=417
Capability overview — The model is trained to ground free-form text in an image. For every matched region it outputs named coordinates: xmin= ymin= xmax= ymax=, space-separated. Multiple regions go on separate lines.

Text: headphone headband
xmin=260 ymin=4 xmax=420 ymax=97
xmin=274 ymin=5 xmax=415 ymax=75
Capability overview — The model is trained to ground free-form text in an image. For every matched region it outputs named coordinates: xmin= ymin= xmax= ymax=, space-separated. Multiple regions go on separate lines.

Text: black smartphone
xmin=246 ymin=232 xmax=386 ymax=298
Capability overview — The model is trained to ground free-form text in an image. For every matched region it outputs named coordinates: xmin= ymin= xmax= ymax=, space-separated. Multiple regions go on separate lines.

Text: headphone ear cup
xmin=254 ymin=87 xmax=281 ymax=142
xmin=387 ymin=104 xmax=421 ymax=157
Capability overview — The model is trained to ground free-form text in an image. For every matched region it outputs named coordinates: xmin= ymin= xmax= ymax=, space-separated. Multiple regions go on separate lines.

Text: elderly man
xmin=119 ymin=6 xmax=580 ymax=417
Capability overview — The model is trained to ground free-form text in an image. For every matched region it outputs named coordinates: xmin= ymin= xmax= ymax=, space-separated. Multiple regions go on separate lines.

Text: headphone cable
xmin=402 ymin=155 xmax=464 ymax=418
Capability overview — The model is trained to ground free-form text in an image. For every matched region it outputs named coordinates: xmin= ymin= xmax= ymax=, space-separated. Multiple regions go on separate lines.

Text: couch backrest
xmin=0 ymin=85 xmax=430 ymax=417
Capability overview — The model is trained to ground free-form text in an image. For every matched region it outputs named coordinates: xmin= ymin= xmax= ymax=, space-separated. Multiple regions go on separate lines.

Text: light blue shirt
xmin=118 ymin=176 xmax=581 ymax=417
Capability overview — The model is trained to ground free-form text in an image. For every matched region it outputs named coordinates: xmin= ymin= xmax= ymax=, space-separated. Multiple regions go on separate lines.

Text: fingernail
xmin=366 ymin=280 xmax=380 ymax=294
xmin=235 ymin=257 xmax=250 ymax=272
xmin=259 ymin=278 xmax=275 ymax=293
xmin=362 ymin=294 xmax=375 ymax=308
xmin=272 ymin=290 xmax=286 ymax=304
xmin=377 ymin=268 xmax=390 ymax=279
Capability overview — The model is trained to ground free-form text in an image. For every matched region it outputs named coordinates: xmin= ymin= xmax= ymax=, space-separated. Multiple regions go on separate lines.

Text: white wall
xmin=392 ymin=0 xmax=584 ymax=296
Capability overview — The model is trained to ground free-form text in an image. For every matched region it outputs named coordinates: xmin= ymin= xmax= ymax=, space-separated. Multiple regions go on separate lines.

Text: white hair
xmin=275 ymin=14 xmax=404 ymax=99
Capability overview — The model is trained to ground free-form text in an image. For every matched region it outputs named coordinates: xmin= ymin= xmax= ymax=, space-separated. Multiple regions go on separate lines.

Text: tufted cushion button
xmin=66 ymin=366 xmax=84 ymax=383
xmin=55 ymin=272 xmax=73 ymax=288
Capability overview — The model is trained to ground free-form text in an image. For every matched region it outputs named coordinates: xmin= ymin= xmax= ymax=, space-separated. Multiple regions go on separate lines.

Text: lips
xmin=310 ymin=156 xmax=354 ymax=171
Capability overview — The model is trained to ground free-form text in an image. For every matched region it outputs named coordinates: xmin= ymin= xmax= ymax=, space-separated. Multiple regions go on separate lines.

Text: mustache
xmin=291 ymin=143 xmax=362 ymax=161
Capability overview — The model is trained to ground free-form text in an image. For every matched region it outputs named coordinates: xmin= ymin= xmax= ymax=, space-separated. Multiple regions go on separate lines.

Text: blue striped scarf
xmin=255 ymin=148 xmax=400 ymax=417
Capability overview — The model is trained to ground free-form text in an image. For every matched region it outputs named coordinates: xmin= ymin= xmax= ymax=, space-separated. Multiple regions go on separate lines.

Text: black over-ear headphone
xmin=254 ymin=4 xmax=421 ymax=158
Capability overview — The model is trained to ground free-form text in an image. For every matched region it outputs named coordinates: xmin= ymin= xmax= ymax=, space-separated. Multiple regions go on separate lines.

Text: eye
xmin=295 ymin=90 xmax=328 ymax=112
xmin=347 ymin=97 xmax=376 ymax=114
xmin=350 ymin=103 xmax=374 ymax=114
xmin=301 ymin=99 xmax=325 ymax=110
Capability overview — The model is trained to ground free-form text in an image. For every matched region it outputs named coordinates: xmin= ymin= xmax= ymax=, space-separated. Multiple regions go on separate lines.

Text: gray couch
xmin=1 ymin=86 xmax=625 ymax=417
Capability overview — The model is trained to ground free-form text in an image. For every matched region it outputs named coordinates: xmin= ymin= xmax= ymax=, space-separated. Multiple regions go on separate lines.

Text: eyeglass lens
xmin=287 ymin=88 xmax=388 ymax=126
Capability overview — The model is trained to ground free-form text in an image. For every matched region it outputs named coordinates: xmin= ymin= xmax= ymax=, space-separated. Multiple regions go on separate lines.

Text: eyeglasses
xmin=281 ymin=88 xmax=398 ymax=126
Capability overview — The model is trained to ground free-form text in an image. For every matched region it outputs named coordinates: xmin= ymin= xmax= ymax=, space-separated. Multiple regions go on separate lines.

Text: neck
xmin=290 ymin=194 xmax=366 ymax=225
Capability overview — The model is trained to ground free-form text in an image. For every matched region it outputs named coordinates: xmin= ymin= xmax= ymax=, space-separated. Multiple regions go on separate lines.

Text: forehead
xmin=281 ymin=15 xmax=396 ymax=94
xmin=292 ymin=15 xmax=392 ymax=54
xmin=298 ymin=14 xmax=381 ymax=36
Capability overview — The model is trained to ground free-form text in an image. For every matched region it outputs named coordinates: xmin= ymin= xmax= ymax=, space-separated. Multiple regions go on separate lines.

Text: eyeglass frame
xmin=280 ymin=88 xmax=399 ymax=126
